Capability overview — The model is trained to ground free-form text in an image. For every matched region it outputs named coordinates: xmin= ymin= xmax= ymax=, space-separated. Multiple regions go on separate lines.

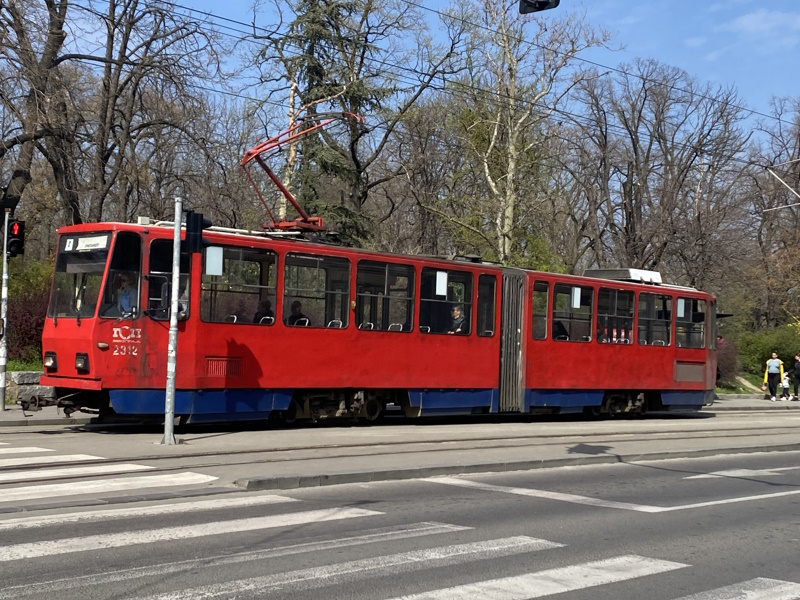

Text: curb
xmin=0 ymin=413 xmax=92 ymax=427
xmin=235 ymin=443 xmax=800 ymax=491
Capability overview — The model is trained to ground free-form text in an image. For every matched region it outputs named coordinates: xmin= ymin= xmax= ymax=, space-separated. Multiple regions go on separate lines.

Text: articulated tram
xmin=39 ymin=220 xmax=717 ymax=423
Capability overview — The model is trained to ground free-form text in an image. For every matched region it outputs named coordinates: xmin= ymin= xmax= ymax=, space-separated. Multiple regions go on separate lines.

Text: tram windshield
xmin=48 ymin=233 xmax=112 ymax=319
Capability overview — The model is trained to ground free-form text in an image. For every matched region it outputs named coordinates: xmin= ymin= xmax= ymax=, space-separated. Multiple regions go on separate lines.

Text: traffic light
xmin=185 ymin=211 xmax=212 ymax=253
xmin=519 ymin=0 xmax=559 ymax=14
xmin=7 ymin=219 xmax=25 ymax=257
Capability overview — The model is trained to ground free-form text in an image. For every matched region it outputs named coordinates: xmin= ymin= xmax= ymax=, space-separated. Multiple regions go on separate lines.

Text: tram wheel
xmin=364 ymin=399 xmax=385 ymax=422
xmin=278 ymin=399 xmax=300 ymax=425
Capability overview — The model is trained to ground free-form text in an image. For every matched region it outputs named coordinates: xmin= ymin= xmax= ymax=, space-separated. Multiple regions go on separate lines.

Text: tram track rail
xmin=3 ymin=422 xmax=800 ymax=484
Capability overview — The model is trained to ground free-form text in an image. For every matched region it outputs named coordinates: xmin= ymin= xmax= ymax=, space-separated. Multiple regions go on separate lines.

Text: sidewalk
xmin=1 ymin=393 xmax=796 ymax=427
xmin=2 ymin=395 xmax=800 ymax=501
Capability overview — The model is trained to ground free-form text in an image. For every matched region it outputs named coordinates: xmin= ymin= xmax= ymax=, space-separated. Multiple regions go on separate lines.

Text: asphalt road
xmin=2 ymin=428 xmax=800 ymax=599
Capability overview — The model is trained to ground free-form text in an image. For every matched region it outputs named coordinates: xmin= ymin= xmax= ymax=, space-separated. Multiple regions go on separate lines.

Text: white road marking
xmin=0 ymin=447 xmax=53 ymax=455
xmin=0 ymin=472 xmax=217 ymax=503
xmin=0 ymin=494 xmax=299 ymax=532
xmin=0 ymin=522 xmax=472 ymax=599
xmin=0 ymin=507 xmax=382 ymax=562
xmin=430 ymin=476 xmax=800 ymax=513
xmin=137 ymin=536 xmax=561 ymax=600
xmin=0 ymin=463 xmax=154 ymax=483
xmin=0 ymin=454 xmax=103 ymax=468
xmin=429 ymin=476 xmax=664 ymax=513
xmin=686 ymin=467 xmax=800 ymax=479
xmin=673 ymin=577 xmax=800 ymax=599
xmin=387 ymin=555 xmax=688 ymax=599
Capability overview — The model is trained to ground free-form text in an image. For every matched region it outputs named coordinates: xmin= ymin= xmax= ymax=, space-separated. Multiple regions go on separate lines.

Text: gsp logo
xmin=112 ymin=327 xmax=142 ymax=342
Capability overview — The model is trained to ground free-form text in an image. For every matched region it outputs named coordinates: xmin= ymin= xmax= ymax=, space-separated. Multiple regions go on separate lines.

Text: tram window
xmin=48 ymin=233 xmax=111 ymax=319
xmin=552 ymin=284 xmax=593 ymax=342
xmin=284 ymin=253 xmax=350 ymax=328
xmin=596 ymin=288 xmax=634 ymax=344
xmin=419 ymin=268 xmax=472 ymax=335
xmin=146 ymin=240 xmax=190 ymax=321
xmin=532 ymin=281 xmax=548 ymax=340
xmin=675 ymin=297 xmax=706 ymax=348
xmin=477 ymin=274 xmax=496 ymax=337
xmin=99 ymin=232 xmax=142 ymax=319
xmin=638 ymin=292 xmax=672 ymax=346
xmin=200 ymin=246 xmax=277 ymax=325
xmin=356 ymin=261 xmax=414 ymax=332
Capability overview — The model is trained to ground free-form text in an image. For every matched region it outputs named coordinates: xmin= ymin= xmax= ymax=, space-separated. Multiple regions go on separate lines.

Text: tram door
xmin=499 ymin=271 xmax=525 ymax=412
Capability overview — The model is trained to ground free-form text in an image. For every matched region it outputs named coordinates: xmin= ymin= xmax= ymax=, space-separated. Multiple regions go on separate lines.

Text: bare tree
xmin=565 ymin=59 xmax=750 ymax=278
xmin=0 ymin=0 xmax=69 ymax=217
xmin=449 ymin=2 xmax=609 ymax=264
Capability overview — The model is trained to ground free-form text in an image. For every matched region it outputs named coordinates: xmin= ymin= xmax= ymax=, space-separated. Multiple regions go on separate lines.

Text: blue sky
xmin=194 ymin=0 xmax=799 ymax=120
xmin=581 ymin=0 xmax=800 ymax=118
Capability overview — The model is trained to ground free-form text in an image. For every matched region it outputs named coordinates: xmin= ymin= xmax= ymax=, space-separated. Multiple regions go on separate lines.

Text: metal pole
xmin=162 ymin=196 xmax=182 ymax=445
xmin=0 ymin=210 xmax=8 ymax=411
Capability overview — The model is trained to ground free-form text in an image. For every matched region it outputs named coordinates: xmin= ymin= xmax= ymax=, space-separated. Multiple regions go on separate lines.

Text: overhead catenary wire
xmin=58 ymin=0 xmax=800 ymax=184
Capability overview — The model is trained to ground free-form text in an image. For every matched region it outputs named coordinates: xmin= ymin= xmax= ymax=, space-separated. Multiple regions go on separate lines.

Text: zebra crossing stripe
xmin=672 ymin=577 xmax=800 ymax=599
xmin=387 ymin=554 xmax=688 ymax=599
xmin=0 ymin=447 xmax=53 ymax=455
xmin=0 ymin=494 xmax=299 ymax=532
xmin=0 ymin=463 xmax=155 ymax=483
xmin=0 ymin=472 xmax=217 ymax=503
xmin=0 ymin=507 xmax=382 ymax=562
xmin=137 ymin=536 xmax=563 ymax=600
xmin=0 ymin=454 xmax=103 ymax=468
xmin=0 ymin=522 xmax=472 ymax=599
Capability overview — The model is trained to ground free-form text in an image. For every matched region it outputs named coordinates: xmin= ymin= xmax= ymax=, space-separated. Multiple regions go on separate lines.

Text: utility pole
xmin=161 ymin=195 xmax=182 ymax=445
xmin=0 ymin=210 xmax=7 ymax=411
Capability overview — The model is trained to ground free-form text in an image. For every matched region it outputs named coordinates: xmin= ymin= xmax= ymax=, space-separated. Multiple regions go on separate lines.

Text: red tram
xmin=40 ymin=220 xmax=717 ymax=423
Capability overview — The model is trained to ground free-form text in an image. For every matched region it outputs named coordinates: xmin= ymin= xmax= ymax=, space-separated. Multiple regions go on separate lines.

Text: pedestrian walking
xmin=762 ymin=351 xmax=784 ymax=402
xmin=792 ymin=353 xmax=800 ymax=401
xmin=782 ymin=372 xmax=791 ymax=400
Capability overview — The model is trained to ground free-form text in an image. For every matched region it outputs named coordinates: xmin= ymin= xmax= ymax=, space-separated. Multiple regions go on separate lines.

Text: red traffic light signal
xmin=6 ymin=219 xmax=25 ymax=257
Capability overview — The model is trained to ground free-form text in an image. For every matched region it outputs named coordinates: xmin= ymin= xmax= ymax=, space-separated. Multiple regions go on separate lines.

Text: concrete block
xmin=10 ymin=371 xmax=42 ymax=385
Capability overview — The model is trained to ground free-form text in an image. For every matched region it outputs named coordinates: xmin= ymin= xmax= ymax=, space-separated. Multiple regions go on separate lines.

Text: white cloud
xmin=685 ymin=37 xmax=707 ymax=48
xmin=718 ymin=9 xmax=800 ymax=36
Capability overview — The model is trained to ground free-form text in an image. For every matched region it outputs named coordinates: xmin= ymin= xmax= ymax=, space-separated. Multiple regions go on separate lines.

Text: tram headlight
xmin=43 ymin=352 xmax=57 ymax=371
xmin=75 ymin=353 xmax=90 ymax=373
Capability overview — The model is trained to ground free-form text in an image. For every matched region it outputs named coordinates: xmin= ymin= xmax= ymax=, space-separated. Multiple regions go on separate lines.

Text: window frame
xmin=283 ymin=252 xmax=351 ymax=329
xmin=596 ymin=287 xmax=635 ymax=344
xmin=675 ymin=296 xmax=707 ymax=349
xmin=200 ymin=245 xmax=278 ymax=325
xmin=637 ymin=292 xmax=673 ymax=346
xmin=531 ymin=280 xmax=549 ymax=340
xmin=551 ymin=283 xmax=593 ymax=343
xmin=355 ymin=259 xmax=415 ymax=332
xmin=476 ymin=274 xmax=497 ymax=337
xmin=419 ymin=267 xmax=473 ymax=335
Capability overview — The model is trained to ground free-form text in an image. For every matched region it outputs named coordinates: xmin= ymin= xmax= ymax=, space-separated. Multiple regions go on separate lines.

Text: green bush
xmin=716 ymin=339 xmax=740 ymax=388
xmin=738 ymin=326 xmax=800 ymax=375
xmin=6 ymin=258 xmax=53 ymax=363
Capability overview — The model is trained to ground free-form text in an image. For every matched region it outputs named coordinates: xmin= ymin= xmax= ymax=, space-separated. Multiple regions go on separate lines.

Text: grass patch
xmin=7 ymin=359 xmax=42 ymax=372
